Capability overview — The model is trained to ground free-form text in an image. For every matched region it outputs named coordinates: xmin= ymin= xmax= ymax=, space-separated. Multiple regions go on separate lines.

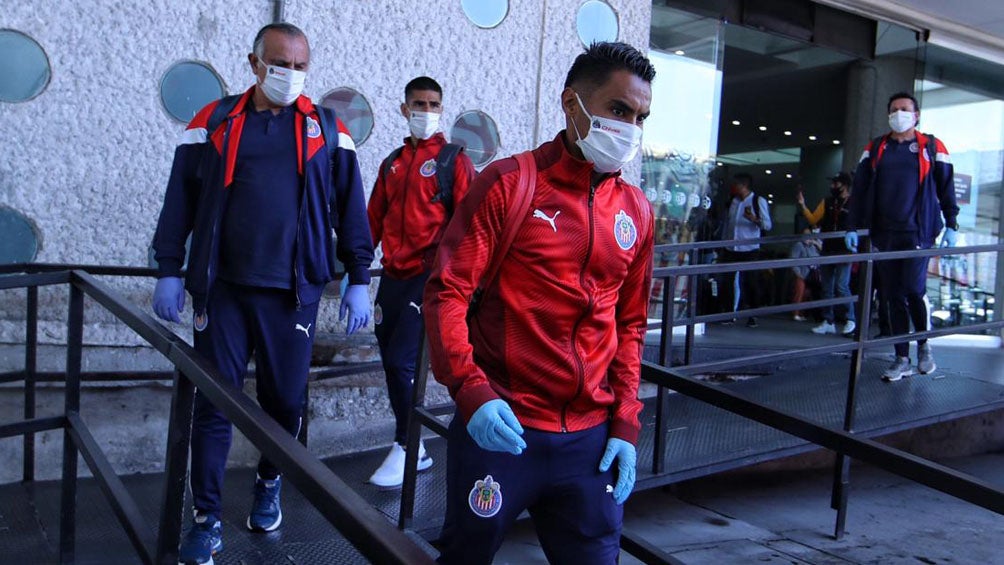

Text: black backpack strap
xmin=432 ymin=143 xmax=464 ymax=216
xmin=315 ymin=104 xmax=340 ymax=161
xmin=380 ymin=147 xmax=405 ymax=182
xmin=206 ymin=94 xmax=243 ymax=134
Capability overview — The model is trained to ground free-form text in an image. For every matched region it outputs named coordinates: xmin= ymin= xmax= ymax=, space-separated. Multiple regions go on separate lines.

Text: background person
xmin=151 ymin=23 xmax=374 ymax=565
xmin=719 ymin=173 xmax=772 ymax=327
xmin=798 ymin=172 xmax=856 ymax=335
xmin=845 ymin=91 xmax=959 ymax=381
xmin=366 ymin=76 xmax=475 ymax=488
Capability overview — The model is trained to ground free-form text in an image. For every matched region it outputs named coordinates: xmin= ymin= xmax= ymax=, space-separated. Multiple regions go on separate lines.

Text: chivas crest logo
xmin=468 ymin=474 xmax=502 ymax=518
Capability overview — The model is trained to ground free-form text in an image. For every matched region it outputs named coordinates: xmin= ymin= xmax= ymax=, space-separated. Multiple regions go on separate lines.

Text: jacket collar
xmin=538 ymin=131 xmax=623 ymax=192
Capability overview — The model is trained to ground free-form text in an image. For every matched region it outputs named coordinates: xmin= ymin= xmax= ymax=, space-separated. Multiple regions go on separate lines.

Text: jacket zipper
xmin=397 ymin=146 xmax=419 ymax=264
xmin=292 ymin=115 xmax=311 ymax=311
xmin=560 ymin=180 xmax=598 ymax=432
xmin=205 ymin=119 xmax=232 ymax=312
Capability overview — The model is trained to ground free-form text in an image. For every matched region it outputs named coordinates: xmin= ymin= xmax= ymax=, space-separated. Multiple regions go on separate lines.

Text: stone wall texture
xmin=0 ymin=0 xmax=653 ymax=480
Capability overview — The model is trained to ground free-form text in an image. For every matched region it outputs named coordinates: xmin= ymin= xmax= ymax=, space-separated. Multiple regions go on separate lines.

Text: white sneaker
xmin=841 ymin=320 xmax=856 ymax=335
xmin=812 ymin=321 xmax=836 ymax=335
xmin=368 ymin=441 xmax=433 ymax=488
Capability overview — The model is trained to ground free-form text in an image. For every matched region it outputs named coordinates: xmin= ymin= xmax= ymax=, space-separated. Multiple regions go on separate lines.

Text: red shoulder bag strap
xmin=478 ymin=150 xmax=537 ymax=293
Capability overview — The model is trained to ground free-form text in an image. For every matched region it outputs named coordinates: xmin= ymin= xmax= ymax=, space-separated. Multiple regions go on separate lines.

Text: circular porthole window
xmin=461 ymin=0 xmax=509 ymax=29
xmin=0 ymin=29 xmax=51 ymax=102
xmin=451 ymin=111 xmax=501 ymax=168
xmin=160 ymin=61 xmax=226 ymax=123
xmin=0 ymin=206 xmax=40 ymax=264
xmin=576 ymin=0 xmax=619 ymax=46
xmin=319 ymin=87 xmax=374 ymax=146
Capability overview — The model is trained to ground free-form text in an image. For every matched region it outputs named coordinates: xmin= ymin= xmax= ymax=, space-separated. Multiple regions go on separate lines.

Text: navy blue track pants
xmin=374 ymin=272 xmax=428 ymax=444
xmin=873 ymin=234 xmax=930 ymax=357
xmin=190 ymin=280 xmax=318 ymax=515
xmin=437 ymin=414 xmax=623 ymax=565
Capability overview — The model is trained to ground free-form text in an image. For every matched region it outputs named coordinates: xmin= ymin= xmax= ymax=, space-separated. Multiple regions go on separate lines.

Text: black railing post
xmin=155 ymin=369 xmax=195 ymax=565
xmin=23 ymin=285 xmax=38 ymax=482
xmin=60 ymin=283 xmax=84 ymax=564
xmin=400 ymin=328 xmax=431 ymax=530
xmin=832 ymin=247 xmax=874 ymax=540
xmin=653 ymin=276 xmax=675 ymax=474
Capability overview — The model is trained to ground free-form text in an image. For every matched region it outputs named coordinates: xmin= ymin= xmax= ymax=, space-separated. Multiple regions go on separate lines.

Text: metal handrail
xmin=3 ymin=269 xmax=433 ymax=564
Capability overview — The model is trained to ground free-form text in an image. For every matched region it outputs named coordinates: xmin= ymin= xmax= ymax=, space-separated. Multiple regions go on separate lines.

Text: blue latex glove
xmin=466 ymin=399 xmax=526 ymax=455
xmin=941 ymin=227 xmax=959 ymax=248
xmin=598 ymin=438 xmax=636 ymax=505
xmin=152 ymin=277 xmax=185 ymax=323
xmin=339 ymin=283 xmax=371 ymax=335
xmin=844 ymin=230 xmax=858 ymax=253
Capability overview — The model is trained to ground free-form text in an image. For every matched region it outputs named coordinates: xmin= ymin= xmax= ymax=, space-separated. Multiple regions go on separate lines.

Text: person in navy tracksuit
xmin=151 ymin=23 xmax=374 ymax=565
xmin=846 ymin=91 xmax=960 ymax=382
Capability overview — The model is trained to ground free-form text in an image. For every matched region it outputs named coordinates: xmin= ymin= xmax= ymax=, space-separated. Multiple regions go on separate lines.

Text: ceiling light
xmin=731 ymin=120 xmax=741 ymax=126
xmin=768 ymin=194 xmax=774 ymax=198
xmin=716 ymin=161 xmax=723 ymax=166
xmin=675 ymin=50 xmax=685 ymax=56
xmin=784 ymin=130 xmax=792 ymax=136
xmin=832 ymin=139 xmax=841 ymax=145
xmin=758 ymin=125 xmax=767 ymax=131
xmin=785 ymin=173 xmax=792 ymax=179
xmin=808 ymin=135 xmax=817 ymax=141
xmin=765 ymin=169 xmax=773 ymax=175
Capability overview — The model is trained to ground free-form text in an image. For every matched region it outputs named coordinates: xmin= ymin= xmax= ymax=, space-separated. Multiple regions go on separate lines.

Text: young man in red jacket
xmin=424 ymin=42 xmax=655 ymax=564
xmin=366 ymin=76 xmax=475 ymax=488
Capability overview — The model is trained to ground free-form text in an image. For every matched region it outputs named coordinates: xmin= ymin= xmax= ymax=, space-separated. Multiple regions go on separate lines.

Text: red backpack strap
xmin=478 ymin=151 xmax=537 ymax=292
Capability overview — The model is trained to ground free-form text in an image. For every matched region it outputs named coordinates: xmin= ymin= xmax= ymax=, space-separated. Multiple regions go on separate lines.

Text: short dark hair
xmin=405 ymin=76 xmax=443 ymax=101
xmin=733 ymin=173 xmax=753 ymax=189
xmin=888 ymin=91 xmax=919 ymax=113
xmin=564 ymin=42 xmax=656 ymax=92
xmin=253 ymin=23 xmax=307 ymax=58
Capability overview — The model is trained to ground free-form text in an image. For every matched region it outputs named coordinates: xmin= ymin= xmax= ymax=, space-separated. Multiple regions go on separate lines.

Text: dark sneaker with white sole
xmin=247 ymin=476 xmax=282 ymax=532
xmin=178 ymin=512 xmax=222 ymax=565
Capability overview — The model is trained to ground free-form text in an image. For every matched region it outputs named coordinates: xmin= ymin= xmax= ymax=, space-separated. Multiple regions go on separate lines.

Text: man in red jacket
xmin=366 ymin=76 xmax=475 ymax=488
xmin=424 ymin=42 xmax=655 ymax=564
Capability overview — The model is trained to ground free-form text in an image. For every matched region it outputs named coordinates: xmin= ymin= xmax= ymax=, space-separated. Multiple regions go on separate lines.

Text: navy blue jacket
xmin=153 ymin=86 xmax=373 ymax=313
xmin=848 ymin=131 xmax=959 ymax=249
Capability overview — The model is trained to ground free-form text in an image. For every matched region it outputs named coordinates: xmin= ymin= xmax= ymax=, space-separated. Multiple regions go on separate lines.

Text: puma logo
xmin=408 ymin=301 xmax=422 ymax=314
xmin=294 ymin=323 xmax=311 ymax=338
xmin=533 ymin=209 xmax=560 ymax=232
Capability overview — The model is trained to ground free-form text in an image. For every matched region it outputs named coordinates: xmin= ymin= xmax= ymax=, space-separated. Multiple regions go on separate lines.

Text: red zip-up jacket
xmin=424 ymin=133 xmax=654 ymax=444
xmin=367 ymin=133 xmax=475 ymax=278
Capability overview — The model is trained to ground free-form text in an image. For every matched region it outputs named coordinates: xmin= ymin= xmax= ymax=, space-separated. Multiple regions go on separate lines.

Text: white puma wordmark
xmin=533 ymin=209 xmax=560 ymax=232
xmin=295 ymin=323 xmax=311 ymax=338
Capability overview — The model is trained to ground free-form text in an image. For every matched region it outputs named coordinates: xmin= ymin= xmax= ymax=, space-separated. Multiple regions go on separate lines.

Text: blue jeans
xmin=820 ymin=262 xmax=854 ymax=324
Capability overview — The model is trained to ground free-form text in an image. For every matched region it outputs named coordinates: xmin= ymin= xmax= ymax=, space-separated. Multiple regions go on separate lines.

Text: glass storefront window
xmin=917 ymin=47 xmax=1004 ymax=326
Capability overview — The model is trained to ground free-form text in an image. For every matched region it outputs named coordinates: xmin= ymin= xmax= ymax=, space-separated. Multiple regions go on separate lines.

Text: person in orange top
xmin=366 ymin=76 xmax=475 ymax=488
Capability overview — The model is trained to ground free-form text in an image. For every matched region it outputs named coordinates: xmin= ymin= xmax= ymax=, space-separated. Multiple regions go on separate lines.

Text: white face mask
xmin=257 ymin=61 xmax=306 ymax=107
xmin=572 ymin=93 xmax=642 ymax=173
xmin=408 ymin=110 xmax=440 ymax=140
xmin=888 ymin=110 xmax=916 ymax=133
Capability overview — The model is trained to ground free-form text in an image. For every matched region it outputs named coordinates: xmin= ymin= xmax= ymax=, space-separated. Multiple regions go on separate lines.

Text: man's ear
xmin=400 ymin=102 xmax=410 ymax=120
xmin=560 ymin=87 xmax=579 ymax=118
